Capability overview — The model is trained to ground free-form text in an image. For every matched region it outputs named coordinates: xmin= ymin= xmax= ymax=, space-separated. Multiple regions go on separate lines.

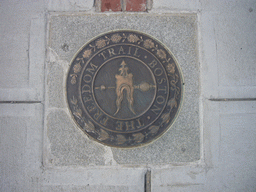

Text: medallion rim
xmin=65 ymin=29 xmax=185 ymax=148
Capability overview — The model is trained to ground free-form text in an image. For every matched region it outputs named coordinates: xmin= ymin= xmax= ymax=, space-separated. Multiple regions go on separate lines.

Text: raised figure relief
xmin=114 ymin=61 xmax=135 ymax=115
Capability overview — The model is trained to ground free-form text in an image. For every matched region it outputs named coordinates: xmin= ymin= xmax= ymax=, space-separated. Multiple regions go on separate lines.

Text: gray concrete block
xmin=0 ymin=0 xmax=45 ymax=88
xmin=200 ymin=11 xmax=220 ymax=99
xmin=41 ymin=185 xmax=129 ymax=192
xmin=208 ymin=101 xmax=256 ymax=191
xmin=205 ymin=100 xmax=256 ymax=191
xmin=46 ymin=13 xmax=200 ymax=164
xmin=28 ymin=15 xmax=46 ymax=101
xmin=200 ymin=0 xmax=256 ymax=98
xmin=152 ymin=0 xmax=200 ymax=11
xmin=217 ymin=104 xmax=256 ymax=191
xmin=0 ymin=1 xmax=45 ymax=101
xmin=42 ymin=168 xmax=145 ymax=192
xmin=47 ymin=0 xmax=94 ymax=11
xmin=0 ymin=104 xmax=43 ymax=191
xmin=151 ymin=167 xmax=206 ymax=192
xmin=215 ymin=2 xmax=256 ymax=87
xmin=152 ymin=101 xmax=256 ymax=191
xmin=0 ymin=116 xmax=28 ymax=191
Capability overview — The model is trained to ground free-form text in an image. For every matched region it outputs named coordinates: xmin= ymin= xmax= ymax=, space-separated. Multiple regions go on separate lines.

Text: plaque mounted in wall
xmin=66 ymin=30 xmax=184 ymax=148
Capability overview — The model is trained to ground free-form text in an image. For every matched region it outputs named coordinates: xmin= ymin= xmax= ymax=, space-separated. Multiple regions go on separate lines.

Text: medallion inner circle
xmin=78 ymin=43 xmax=170 ymax=133
xmin=92 ymin=56 xmax=157 ymax=121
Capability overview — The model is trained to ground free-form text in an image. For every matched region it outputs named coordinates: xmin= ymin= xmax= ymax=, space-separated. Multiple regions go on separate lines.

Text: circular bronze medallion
xmin=66 ymin=30 xmax=184 ymax=148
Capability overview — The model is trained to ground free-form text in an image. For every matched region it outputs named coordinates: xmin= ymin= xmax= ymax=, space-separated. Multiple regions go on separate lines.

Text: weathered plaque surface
xmin=66 ymin=30 xmax=183 ymax=148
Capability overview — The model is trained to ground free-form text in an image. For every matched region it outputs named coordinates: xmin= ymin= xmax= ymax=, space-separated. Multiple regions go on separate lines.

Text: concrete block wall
xmin=1 ymin=0 xmax=256 ymax=191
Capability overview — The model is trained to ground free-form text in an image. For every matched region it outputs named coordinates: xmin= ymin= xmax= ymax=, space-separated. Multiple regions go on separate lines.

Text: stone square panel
xmin=45 ymin=13 xmax=200 ymax=166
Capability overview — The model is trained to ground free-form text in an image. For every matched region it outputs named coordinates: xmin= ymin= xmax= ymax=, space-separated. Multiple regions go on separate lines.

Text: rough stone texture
xmin=112 ymin=108 xmax=200 ymax=164
xmin=47 ymin=62 xmax=66 ymax=108
xmin=47 ymin=14 xmax=200 ymax=164
xmin=46 ymin=110 xmax=106 ymax=166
